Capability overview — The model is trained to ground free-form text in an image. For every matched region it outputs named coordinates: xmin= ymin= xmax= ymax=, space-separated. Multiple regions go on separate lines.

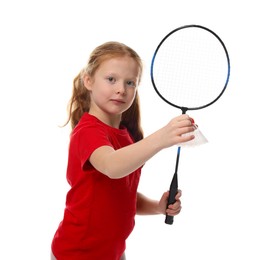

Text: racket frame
xmin=150 ymin=24 xmax=230 ymax=113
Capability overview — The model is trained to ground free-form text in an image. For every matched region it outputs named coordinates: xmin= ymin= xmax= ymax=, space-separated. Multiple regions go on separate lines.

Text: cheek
xmin=131 ymin=89 xmax=138 ymax=102
xmin=90 ymin=89 xmax=105 ymax=104
xmin=92 ymin=85 xmax=111 ymax=99
xmin=128 ymin=88 xmax=137 ymax=99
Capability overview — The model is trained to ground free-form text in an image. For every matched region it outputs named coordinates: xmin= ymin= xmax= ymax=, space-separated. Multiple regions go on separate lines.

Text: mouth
xmin=110 ymin=99 xmax=125 ymax=104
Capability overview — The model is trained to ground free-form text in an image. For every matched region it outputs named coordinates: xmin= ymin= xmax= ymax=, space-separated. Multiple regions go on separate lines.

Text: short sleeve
xmin=72 ymin=124 xmax=113 ymax=170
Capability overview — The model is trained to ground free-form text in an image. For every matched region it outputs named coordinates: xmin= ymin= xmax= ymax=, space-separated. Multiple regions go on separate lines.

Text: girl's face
xmin=84 ymin=56 xmax=140 ymax=127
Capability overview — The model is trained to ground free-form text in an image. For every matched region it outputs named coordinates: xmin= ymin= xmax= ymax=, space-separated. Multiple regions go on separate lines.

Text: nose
xmin=116 ymin=82 xmax=126 ymax=95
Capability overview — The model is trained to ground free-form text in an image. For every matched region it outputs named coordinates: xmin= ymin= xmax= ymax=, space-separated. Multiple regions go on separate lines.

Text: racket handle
xmin=165 ymin=215 xmax=174 ymax=225
xmin=165 ymin=172 xmax=178 ymax=225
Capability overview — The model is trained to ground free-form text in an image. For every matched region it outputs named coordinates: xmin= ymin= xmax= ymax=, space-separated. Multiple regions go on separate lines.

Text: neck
xmin=89 ymin=110 xmax=121 ymax=128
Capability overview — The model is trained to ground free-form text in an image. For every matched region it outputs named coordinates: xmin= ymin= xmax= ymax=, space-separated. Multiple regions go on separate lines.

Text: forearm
xmin=90 ymin=132 xmax=163 ymax=179
xmin=136 ymin=192 xmax=161 ymax=215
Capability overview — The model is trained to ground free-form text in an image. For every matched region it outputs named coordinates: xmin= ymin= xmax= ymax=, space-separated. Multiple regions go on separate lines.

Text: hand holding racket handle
xmin=165 ymin=172 xmax=178 ymax=224
xmin=165 ymin=147 xmax=180 ymax=225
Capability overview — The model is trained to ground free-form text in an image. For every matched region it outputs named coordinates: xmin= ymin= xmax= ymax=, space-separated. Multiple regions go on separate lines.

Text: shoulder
xmin=68 ymin=114 xmax=113 ymax=162
xmin=72 ymin=113 xmax=107 ymax=137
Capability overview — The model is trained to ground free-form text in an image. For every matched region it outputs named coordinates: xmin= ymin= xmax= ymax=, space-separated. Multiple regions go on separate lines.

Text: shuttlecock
xmin=179 ymin=127 xmax=208 ymax=148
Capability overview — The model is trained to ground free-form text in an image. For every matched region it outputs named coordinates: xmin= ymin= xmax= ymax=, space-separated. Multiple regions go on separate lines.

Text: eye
xmin=126 ymin=80 xmax=136 ymax=87
xmin=106 ymin=76 xmax=116 ymax=84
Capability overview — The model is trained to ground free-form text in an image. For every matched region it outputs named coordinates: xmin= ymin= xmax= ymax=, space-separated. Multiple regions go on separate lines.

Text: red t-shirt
xmin=51 ymin=113 xmax=141 ymax=260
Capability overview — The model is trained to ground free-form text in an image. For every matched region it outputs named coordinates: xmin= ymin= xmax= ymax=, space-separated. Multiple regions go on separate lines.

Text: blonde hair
xmin=65 ymin=41 xmax=144 ymax=142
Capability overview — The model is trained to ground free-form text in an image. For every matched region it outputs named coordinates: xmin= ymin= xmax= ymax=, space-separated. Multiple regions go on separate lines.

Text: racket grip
xmin=165 ymin=173 xmax=178 ymax=225
xmin=165 ymin=215 xmax=174 ymax=225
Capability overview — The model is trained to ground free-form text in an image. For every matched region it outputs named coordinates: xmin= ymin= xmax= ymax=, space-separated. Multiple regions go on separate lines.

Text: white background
xmin=0 ymin=0 xmax=269 ymax=259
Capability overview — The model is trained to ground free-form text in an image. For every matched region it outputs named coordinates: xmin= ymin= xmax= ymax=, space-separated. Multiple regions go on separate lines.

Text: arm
xmin=89 ymin=114 xmax=195 ymax=179
xmin=136 ymin=191 xmax=182 ymax=216
xmin=136 ymin=192 xmax=161 ymax=215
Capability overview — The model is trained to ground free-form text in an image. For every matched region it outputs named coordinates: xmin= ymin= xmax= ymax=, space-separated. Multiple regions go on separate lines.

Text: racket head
xmin=150 ymin=24 xmax=230 ymax=113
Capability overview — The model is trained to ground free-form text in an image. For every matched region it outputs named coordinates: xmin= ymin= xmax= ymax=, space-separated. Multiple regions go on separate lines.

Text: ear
xmin=83 ymin=74 xmax=93 ymax=91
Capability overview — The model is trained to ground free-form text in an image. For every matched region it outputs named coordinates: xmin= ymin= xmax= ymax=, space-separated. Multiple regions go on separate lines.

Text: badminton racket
xmin=150 ymin=24 xmax=230 ymax=224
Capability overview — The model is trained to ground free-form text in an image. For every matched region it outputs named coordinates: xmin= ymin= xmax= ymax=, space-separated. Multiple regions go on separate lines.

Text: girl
xmin=51 ymin=41 xmax=196 ymax=260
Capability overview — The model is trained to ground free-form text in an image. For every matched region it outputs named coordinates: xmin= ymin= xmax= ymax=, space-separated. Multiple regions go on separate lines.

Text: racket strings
xmin=152 ymin=27 xmax=229 ymax=109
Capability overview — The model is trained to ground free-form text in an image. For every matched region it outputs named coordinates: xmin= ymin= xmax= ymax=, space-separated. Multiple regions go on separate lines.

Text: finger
xmin=175 ymin=190 xmax=182 ymax=199
xmin=166 ymin=206 xmax=182 ymax=216
xmin=168 ymin=200 xmax=181 ymax=209
xmin=167 ymin=206 xmax=181 ymax=214
xmin=177 ymin=114 xmax=195 ymax=124
xmin=176 ymin=118 xmax=195 ymax=127
xmin=177 ymin=130 xmax=195 ymax=143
